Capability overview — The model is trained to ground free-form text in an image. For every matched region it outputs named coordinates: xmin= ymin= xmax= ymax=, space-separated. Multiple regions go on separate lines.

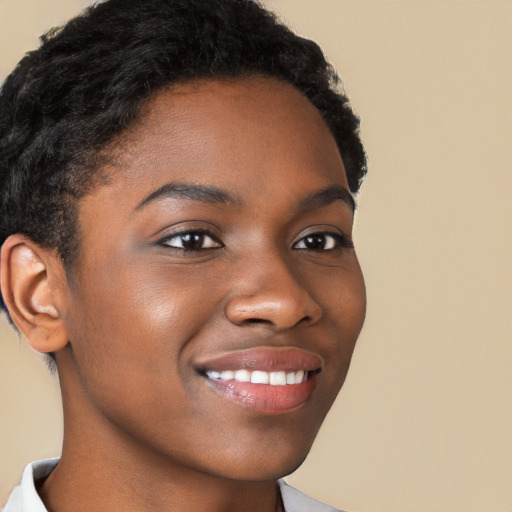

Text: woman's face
xmin=60 ymin=77 xmax=366 ymax=481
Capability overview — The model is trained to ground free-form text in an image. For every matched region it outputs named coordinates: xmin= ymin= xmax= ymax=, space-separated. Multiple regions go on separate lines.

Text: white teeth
xmin=206 ymin=369 xmax=309 ymax=385
xmin=234 ymin=369 xmax=251 ymax=382
xmin=269 ymin=371 xmax=287 ymax=386
xmin=251 ymin=371 xmax=269 ymax=384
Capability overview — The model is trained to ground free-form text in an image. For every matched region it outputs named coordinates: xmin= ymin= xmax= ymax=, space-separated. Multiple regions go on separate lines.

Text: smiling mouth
xmin=196 ymin=347 xmax=323 ymax=414
xmin=204 ymin=368 xmax=319 ymax=385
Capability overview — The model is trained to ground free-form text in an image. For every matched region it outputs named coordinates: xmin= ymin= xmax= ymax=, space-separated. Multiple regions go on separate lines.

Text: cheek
xmin=313 ymin=260 xmax=366 ymax=382
xmin=73 ymin=256 xmax=219 ymax=337
xmin=314 ymin=257 xmax=366 ymax=334
xmin=65 ymin=260 xmax=222 ymax=400
xmin=336 ymin=267 xmax=367 ymax=341
xmin=63 ymin=269 xmax=213 ymax=447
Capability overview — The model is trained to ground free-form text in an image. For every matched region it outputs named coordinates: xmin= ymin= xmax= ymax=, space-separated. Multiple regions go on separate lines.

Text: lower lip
xmin=202 ymin=375 xmax=317 ymax=414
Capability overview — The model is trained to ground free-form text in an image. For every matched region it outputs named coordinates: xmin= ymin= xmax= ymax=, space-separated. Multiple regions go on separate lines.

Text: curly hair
xmin=0 ymin=0 xmax=367 ymax=322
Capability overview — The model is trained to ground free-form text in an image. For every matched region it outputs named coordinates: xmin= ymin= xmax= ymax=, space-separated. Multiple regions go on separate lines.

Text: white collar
xmin=3 ymin=459 xmax=59 ymax=512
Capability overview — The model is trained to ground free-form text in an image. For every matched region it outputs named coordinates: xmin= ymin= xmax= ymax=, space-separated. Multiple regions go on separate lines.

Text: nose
xmin=225 ymin=255 xmax=322 ymax=331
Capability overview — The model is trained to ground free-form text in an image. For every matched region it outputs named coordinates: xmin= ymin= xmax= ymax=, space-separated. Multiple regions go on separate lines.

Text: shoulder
xmin=278 ymin=479 xmax=347 ymax=512
xmin=2 ymin=459 xmax=58 ymax=512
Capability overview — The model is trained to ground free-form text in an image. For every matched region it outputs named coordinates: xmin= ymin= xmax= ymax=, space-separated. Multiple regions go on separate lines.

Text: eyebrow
xmin=134 ymin=182 xmax=241 ymax=211
xmin=297 ymin=185 xmax=356 ymax=213
xmin=134 ymin=181 xmax=355 ymax=214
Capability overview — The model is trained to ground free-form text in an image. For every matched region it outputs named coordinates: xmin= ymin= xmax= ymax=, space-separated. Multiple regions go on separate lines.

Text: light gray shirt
xmin=2 ymin=459 xmax=344 ymax=512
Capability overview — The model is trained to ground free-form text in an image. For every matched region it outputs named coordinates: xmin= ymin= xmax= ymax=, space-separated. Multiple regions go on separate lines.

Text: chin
xmin=197 ymin=429 xmax=317 ymax=482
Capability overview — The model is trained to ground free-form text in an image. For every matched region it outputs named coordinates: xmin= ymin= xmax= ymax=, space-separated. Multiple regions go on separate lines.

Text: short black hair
xmin=0 ymin=0 xmax=366 ymax=320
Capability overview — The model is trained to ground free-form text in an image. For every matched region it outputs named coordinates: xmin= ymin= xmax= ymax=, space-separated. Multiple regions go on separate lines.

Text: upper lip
xmin=195 ymin=346 xmax=324 ymax=373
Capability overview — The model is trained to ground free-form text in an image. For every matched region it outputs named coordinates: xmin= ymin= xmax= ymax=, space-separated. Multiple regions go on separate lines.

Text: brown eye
xmin=302 ymin=234 xmax=331 ymax=250
xmin=161 ymin=231 xmax=222 ymax=250
xmin=293 ymin=232 xmax=353 ymax=251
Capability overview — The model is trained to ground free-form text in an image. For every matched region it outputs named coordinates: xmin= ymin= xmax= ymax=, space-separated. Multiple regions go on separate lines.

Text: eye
xmin=159 ymin=230 xmax=223 ymax=251
xmin=293 ymin=232 xmax=353 ymax=251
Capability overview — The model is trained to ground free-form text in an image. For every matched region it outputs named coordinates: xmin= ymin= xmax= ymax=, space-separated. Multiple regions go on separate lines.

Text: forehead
xmin=111 ymin=77 xmax=348 ymax=194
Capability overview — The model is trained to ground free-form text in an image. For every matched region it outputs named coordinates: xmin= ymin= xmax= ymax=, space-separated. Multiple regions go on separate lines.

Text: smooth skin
xmin=1 ymin=77 xmax=366 ymax=512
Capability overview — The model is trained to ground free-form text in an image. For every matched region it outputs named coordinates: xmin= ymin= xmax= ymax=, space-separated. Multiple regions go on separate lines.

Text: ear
xmin=0 ymin=234 xmax=69 ymax=353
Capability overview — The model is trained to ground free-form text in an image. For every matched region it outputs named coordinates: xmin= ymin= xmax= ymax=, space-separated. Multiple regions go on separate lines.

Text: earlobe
xmin=0 ymin=235 xmax=69 ymax=353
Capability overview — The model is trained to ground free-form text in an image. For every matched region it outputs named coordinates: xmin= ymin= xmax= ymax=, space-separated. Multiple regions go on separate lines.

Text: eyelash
xmin=158 ymin=228 xmax=223 ymax=251
xmin=293 ymin=232 xmax=354 ymax=251
xmin=158 ymin=229 xmax=353 ymax=252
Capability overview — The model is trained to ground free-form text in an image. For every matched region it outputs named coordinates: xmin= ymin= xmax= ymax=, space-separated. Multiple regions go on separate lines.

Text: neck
xmin=40 ymin=462 xmax=281 ymax=512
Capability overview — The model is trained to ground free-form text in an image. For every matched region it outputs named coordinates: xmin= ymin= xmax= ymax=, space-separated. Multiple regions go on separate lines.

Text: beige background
xmin=1 ymin=0 xmax=511 ymax=510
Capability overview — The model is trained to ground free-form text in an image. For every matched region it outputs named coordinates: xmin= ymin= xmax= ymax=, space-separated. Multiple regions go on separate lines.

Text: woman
xmin=0 ymin=1 xmax=367 ymax=510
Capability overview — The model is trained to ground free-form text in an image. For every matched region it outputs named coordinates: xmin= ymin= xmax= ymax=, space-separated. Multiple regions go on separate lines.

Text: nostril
xmin=241 ymin=315 xmax=312 ymax=327
xmin=296 ymin=315 xmax=313 ymax=327
xmin=243 ymin=318 xmax=271 ymax=325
